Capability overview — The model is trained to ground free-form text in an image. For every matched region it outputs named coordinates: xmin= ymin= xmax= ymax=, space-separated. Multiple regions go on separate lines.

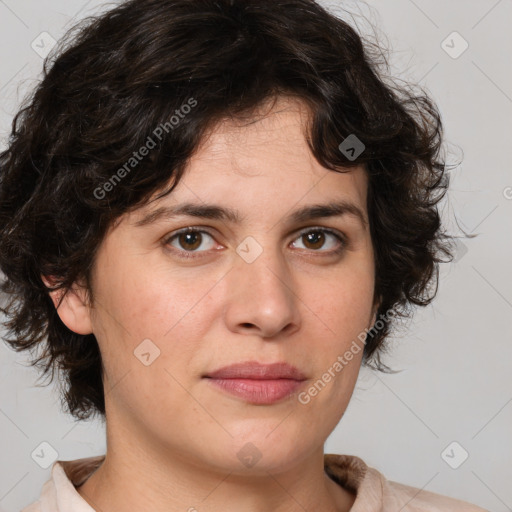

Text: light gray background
xmin=0 ymin=1 xmax=511 ymax=511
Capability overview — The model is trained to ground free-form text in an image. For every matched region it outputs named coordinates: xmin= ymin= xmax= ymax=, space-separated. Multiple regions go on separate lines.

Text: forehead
xmin=169 ymin=97 xmax=367 ymax=206
xmin=192 ymin=96 xmax=320 ymax=170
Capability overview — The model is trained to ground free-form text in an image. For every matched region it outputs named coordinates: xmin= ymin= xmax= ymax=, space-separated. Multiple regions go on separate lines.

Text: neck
xmin=76 ymin=414 xmax=355 ymax=512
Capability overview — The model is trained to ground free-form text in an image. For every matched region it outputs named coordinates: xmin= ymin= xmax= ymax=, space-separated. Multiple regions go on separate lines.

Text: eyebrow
xmin=134 ymin=200 xmax=368 ymax=229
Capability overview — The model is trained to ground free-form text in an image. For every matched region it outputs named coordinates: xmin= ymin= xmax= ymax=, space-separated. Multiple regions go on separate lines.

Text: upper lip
xmin=204 ymin=361 xmax=307 ymax=380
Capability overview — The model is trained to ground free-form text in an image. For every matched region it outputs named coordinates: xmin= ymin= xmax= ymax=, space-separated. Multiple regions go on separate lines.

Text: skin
xmin=46 ymin=96 xmax=379 ymax=512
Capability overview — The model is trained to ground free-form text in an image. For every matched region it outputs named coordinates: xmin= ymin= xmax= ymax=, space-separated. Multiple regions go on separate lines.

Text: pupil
xmin=306 ymin=232 xmax=323 ymax=249
xmin=181 ymin=232 xmax=200 ymax=250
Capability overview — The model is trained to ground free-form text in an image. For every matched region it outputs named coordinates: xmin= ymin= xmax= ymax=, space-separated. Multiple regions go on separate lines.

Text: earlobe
xmin=41 ymin=275 xmax=93 ymax=335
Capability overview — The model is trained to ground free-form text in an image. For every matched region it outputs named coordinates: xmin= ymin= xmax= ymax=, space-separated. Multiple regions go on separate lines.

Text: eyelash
xmin=163 ymin=226 xmax=347 ymax=260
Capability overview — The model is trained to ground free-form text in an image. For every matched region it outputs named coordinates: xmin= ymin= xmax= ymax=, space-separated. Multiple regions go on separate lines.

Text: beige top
xmin=21 ymin=453 xmax=489 ymax=511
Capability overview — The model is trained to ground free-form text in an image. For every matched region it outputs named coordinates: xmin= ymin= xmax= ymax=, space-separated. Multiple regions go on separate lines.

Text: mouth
xmin=202 ymin=361 xmax=307 ymax=405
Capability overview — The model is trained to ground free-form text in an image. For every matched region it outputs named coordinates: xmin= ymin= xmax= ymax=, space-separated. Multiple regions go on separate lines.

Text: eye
xmin=291 ymin=227 xmax=346 ymax=254
xmin=165 ymin=228 xmax=217 ymax=257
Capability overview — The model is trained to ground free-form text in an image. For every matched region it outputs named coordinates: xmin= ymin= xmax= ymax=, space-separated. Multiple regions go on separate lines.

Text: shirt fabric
xmin=21 ymin=453 xmax=489 ymax=511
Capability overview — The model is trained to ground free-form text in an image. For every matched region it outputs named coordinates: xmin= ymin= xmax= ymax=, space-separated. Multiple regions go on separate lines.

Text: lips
xmin=203 ymin=361 xmax=307 ymax=405
xmin=204 ymin=361 xmax=307 ymax=380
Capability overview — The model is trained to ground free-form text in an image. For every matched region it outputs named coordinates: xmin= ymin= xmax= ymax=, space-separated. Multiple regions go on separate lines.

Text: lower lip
xmin=205 ymin=378 xmax=305 ymax=404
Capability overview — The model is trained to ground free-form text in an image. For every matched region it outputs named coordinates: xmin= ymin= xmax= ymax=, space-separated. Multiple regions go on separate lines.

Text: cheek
xmin=92 ymin=266 xmax=206 ymax=423
xmin=101 ymin=262 xmax=209 ymax=339
xmin=308 ymin=268 xmax=375 ymax=338
xmin=94 ymin=264 xmax=222 ymax=399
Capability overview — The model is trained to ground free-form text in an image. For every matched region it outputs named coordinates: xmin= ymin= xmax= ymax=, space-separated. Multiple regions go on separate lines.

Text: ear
xmin=370 ymin=294 xmax=382 ymax=326
xmin=41 ymin=275 xmax=93 ymax=335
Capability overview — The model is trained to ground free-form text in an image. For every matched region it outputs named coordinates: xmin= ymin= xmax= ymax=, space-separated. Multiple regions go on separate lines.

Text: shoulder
xmin=324 ymin=453 xmax=489 ymax=511
xmin=21 ymin=501 xmax=42 ymax=512
xmin=20 ymin=455 xmax=105 ymax=512
xmin=378 ymin=471 xmax=489 ymax=511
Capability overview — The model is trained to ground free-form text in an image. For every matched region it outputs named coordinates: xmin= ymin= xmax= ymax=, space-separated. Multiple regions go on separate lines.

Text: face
xmin=54 ymin=96 xmax=378 ymax=475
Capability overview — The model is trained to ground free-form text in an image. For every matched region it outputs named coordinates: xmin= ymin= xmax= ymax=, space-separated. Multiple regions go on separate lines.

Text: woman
xmin=0 ymin=0 xmax=488 ymax=510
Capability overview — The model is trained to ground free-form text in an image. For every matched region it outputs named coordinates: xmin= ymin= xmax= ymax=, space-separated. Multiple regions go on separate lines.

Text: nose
xmin=223 ymin=244 xmax=301 ymax=339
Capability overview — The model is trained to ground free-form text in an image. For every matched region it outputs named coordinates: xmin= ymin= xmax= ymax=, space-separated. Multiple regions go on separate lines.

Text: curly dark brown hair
xmin=0 ymin=0 xmax=456 ymax=421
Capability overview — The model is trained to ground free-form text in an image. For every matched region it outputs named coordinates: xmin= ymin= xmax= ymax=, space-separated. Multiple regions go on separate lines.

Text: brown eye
xmin=302 ymin=231 xmax=325 ymax=250
xmin=291 ymin=228 xmax=346 ymax=253
xmin=165 ymin=229 xmax=216 ymax=256
xmin=177 ymin=231 xmax=202 ymax=250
